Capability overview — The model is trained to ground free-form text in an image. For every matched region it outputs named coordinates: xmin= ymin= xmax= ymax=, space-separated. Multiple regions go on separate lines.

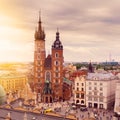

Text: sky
xmin=0 ymin=0 xmax=120 ymax=62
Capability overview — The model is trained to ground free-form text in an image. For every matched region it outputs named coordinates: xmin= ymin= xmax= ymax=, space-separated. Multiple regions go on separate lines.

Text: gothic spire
xmin=38 ymin=11 xmax=42 ymax=31
xmin=88 ymin=61 xmax=94 ymax=73
xmin=34 ymin=11 xmax=45 ymax=40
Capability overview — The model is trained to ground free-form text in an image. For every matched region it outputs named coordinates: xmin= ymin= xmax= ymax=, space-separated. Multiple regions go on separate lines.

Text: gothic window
xmin=55 ymin=73 xmax=59 ymax=77
xmin=45 ymin=71 xmax=51 ymax=82
xmin=56 ymin=67 xmax=59 ymax=71
xmin=55 ymin=52 xmax=59 ymax=58
xmin=56 ymin=79 xmax=59 ymax=84
xmin=54 ymin=61 xmax=59 ymax=66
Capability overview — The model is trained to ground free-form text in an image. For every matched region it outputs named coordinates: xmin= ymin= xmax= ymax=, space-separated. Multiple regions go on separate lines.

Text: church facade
xmin=34 ymin=14 xmax=64 ymax=103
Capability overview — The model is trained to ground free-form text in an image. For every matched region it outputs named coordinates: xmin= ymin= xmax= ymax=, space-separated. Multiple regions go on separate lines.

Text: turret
xmin=52 ymin=29 xmax=63 ymax=49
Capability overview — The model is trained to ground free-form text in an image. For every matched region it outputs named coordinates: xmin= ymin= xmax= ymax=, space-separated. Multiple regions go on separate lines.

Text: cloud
xmin=0 ymin=0 xmax=120 ymax=62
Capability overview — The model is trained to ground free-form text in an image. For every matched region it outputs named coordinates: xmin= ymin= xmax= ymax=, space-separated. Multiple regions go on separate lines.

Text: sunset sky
xmin=0 ymin=0 xmax=120 ymax=62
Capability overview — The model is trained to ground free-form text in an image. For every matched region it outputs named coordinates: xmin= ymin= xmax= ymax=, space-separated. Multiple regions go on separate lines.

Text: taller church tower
xmin=34 ymin=12 xmax=46 ymax=98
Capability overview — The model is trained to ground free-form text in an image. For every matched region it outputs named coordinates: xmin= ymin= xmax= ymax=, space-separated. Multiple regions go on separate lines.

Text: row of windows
xmin=35 ymin=73 xmax=61 ymax=78
xmin=36 ymin=67 xmax=43 ymax=71
xmin=76 ymin=83 xmax=84 ymax=86
xmin=89 ymin=87 xmax=103 ymax=91
xmin=35 ymin=60 xmax=42 ymax=65
xmin=76 ymin=93 xmax=84 ymax=99
xmin=89 ymin=82 xmax=103 ymax=86
xmin=76 ymin=87 xmax=84 ymax=91
xmin=36 ymin=52 xmax=60 ymax=59
xmin=35 ymin=73 xmax=43 ymax=77
xmin=88 ymin=92 xmax=103 ymax=96
xmin=88 ymin=97 xmax=103 ymax=102
xmin=36 ymin=66 xmax=60 ymax=71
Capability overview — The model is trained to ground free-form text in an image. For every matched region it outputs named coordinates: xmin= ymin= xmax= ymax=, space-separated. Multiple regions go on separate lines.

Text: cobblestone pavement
xmin=1 ymin=98 xmax=117 ymax=120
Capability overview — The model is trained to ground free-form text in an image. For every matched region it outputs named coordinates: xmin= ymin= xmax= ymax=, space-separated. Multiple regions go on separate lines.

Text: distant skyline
xmin=0 ymin=0 xmax=120 ymax=62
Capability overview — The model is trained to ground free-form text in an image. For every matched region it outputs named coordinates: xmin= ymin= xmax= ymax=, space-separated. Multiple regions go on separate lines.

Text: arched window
xmin=54 ymin=61 xmax=59 ymax=66
xmin=55 ymin=52 xmax=59 ymax=58
xmin=81 ymin=100 xmax=84 ymax=104
xmin=76 ymin=100 xmax=79 ymax=103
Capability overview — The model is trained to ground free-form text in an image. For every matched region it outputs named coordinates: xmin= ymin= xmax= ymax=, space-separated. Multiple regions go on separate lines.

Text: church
xmin=34 ymin=13 xmax=64 ymax=103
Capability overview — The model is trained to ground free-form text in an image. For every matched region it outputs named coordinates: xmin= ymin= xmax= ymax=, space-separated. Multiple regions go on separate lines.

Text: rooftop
xmin=87 ymin=72 xmax=117 ymax=80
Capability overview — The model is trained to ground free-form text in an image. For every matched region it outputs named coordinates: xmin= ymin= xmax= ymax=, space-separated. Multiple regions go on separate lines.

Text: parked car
xmin=80 ymin=107 xmax=88 ymax=111
xmin=44 ymin=108 xmax=52 ymax=113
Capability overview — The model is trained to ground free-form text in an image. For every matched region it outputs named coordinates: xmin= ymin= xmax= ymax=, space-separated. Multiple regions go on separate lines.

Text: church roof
xmin=44 ymin=54 xmax=52 ymax=69
xmin=87 ymin=72 xmax=116 ymax=80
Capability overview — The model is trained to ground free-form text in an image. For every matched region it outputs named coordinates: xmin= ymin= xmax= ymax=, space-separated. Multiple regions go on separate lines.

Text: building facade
xmin=114 ymin=82 xmax=120 ymax=115
xmin=74 ymin=75 xmax=86 ymax=106
xmin=86 ymin=73 xmax=119 ymax=109
xmin=34 ymin=14 xmax=64 ymax=103
xmin=0 ymin=75 xmax=27 ymax=93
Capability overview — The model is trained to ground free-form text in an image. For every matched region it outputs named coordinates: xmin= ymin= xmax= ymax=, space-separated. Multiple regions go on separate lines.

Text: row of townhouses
xmin=73 ymin=72 xmax=120 ymax=110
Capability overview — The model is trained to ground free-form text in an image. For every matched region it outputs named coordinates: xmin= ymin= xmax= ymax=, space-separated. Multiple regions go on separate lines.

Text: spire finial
xmin=39 ymin=10 xmax=41 ymax=23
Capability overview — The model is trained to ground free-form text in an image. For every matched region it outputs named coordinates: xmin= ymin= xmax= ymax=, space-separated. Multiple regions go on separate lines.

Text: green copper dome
xmin=0 ymin=85 xmax=6 ymax=105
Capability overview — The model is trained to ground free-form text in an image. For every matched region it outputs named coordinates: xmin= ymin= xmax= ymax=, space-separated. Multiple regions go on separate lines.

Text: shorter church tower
xmin=51 ymin=30 xmax=63 ymax=101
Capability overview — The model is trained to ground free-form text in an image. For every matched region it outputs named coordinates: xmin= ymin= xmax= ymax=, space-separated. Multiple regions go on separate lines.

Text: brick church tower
xmin=34 ymin=13 xmax=64 ymax=103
